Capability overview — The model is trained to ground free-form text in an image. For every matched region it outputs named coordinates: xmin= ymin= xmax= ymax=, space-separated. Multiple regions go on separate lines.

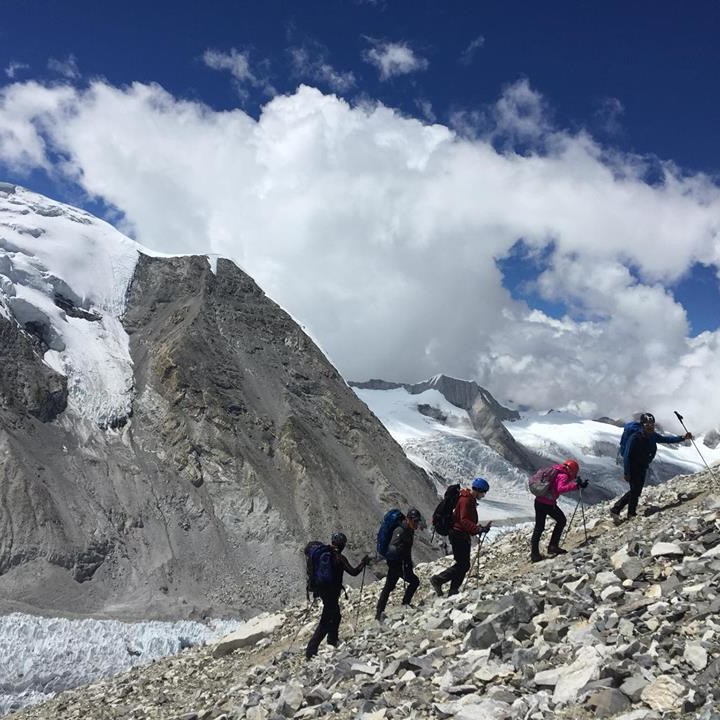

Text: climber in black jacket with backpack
xmin=611 ymin=412 xmax=691 ymax=523
xmin=375 ymin=508 xmax=422 ymax=621
xmin=305 ymin=532 xmax=369 ymax=660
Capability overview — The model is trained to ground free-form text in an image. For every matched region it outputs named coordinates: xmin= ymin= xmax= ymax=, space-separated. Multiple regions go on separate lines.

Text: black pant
xmin=305 ymin=588 xmax=341 ymax=658
xmin=531 ymin=500 xmax=566 ymax=555
xmin=375 ymin=559 xmax=419 ymax=616
xmin=612 ymin=468 xmax=647 ymax=517
xmin=434 ymin=531 xmax=471 ymax=595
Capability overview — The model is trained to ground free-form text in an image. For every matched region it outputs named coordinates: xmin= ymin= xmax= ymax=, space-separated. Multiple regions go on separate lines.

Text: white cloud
xmin=289 ymin=46 xmax=356 ymax=93
xmin=202 ymin=48 xmax=275 ymax=98
xmin=5 ymin=62 xmax=30 ymax=79
xmin=459 ymin=35 xmax=485 ymax=65
xmin=492 ymin=78 xmax=550 ymax=143
xmin=415 ymin=98 xmax=436 ymax=123
xmin=1 ymin=79 xmax=720 ymax=430
xmin=362 ymin=40 xmax=429 ymax=81
xmin=596 ymin=96 xmax=625 ymax=135
xmin=47 ymin=55 xmax=80 ymax=80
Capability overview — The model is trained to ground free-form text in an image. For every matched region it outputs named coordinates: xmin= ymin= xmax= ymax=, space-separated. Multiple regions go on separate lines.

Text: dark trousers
xmin=434 ymin=531 xmax=471 ymax=595
xmin=375 ymin=559 xmax=419 ymax=616
xmin=531 ymin=500 xmax=566 ymax=555
xmin=612 ymin=468 xmax=647 ymax=517
xmin=305 ymin=588 xmax=341 ymax=658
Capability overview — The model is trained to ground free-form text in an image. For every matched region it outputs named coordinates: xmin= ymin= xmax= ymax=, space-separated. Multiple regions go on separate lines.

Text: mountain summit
xmin=0 ymin=183 xmax=438 ymax=619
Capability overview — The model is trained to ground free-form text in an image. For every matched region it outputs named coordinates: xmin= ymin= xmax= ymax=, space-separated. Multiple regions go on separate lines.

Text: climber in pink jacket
xmin=531 ymin=459 xmax=587 ymax=562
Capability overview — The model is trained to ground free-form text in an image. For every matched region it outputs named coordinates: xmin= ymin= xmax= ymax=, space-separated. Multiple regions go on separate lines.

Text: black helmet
xmin=331 ymin=532 xmax=347 ymax=551
xmin=406 ymin=508 xmax=422 ymax=523
xmin=640 ymin=412 xmax=655 ymax=426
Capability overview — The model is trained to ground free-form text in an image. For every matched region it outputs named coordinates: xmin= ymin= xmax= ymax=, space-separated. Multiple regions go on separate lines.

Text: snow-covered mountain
xmin=353 ymin=376 xmax=720 ymax=522
xmin=0 ymin=183 xmax=440 ymax=620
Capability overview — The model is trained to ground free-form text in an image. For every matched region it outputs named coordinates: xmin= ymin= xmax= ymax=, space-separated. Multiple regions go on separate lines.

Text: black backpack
xmin=303 ymin=541 xmax=335 ymax=598
xmin=432 ymin=484 xmax=461 ymax=536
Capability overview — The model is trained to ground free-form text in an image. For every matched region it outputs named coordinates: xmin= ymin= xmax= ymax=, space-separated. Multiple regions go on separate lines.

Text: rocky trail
xmin=12 ymin=468 xmax=720 ymax=720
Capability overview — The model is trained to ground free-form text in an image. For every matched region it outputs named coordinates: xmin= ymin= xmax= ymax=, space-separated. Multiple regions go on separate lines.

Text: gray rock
xmin=620 ymin=675 xmax=648 ymax=702
xmin=465 ymin=621 xmax=499 ymax=650
xmin=586 ymin=687 xmax=630 ymax=717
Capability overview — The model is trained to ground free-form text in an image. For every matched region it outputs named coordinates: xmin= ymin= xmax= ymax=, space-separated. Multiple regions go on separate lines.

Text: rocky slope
xmin=13 ymin=467 xmax=720 ymax=720
xmin=0 ymin=184 xmax=439 ymax=620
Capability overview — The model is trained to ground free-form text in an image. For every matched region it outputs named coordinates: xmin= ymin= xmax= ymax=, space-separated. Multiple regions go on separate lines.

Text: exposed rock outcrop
xmin=0 ymin=186 xmax=439 ymax=620
xmin=0 ymin=315 xmax=67 ymax=422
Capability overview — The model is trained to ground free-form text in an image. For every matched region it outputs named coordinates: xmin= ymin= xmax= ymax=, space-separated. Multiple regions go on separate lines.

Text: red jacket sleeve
xmin=454 ymin=493 xmax=479 ymax=535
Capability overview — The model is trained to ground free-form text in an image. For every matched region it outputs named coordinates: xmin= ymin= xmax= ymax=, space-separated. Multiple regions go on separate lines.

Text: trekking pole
xmin=563 ymin=495 xmax=581 ymax=544
xmin=473 ymin=533 xmax=486 ymax=588
xmin=579 ymin=485 xmax=588 ymax=544
xmin=674 ymin=411 xmax=719 ymax=482
xmin=354 ymin=565 xmax=366 ymax=629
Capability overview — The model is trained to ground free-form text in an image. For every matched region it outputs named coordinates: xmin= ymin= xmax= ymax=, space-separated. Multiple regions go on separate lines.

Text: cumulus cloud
xmin=5 ymin=62 xmax=30 ymax=79
xmin=596 ymin=96 xmax=625 ymax=135
xmin=493 ymin=78 xmax=551 ymax=144
xmin=47 ymin=55 xmax=80 ymax=80
xmin=1 ymin=78 xmax=719 ymax=430
xmin=288 ymin=46 xmax=356 ymax=93
xmin=202 ymin=47 xmax=275 ymax=97
xmin=415 ymin=98 xmax=436 ymax=123
xmin=459 ymin=35 xmax=485 ymax=65
xmin=362 ymin=40 xmax=429 ymax=80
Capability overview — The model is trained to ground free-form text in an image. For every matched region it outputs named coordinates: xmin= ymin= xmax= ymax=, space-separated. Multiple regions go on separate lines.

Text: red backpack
xmin=528 ymin=466 xmax=558 ymax=498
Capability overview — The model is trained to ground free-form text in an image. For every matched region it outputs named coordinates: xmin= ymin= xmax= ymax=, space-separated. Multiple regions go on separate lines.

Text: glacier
xmin=0 ymin=612 xmax=240 ymax=716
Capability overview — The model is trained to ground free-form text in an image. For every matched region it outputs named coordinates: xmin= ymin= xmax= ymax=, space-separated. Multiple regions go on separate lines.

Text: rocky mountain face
xmin=13 ymin=468 xmax=720 ymax=720
xmin=351 ymin=375 xmax=534 ymax=471
xmin=0 ymin=185 xmax=438 ymax=620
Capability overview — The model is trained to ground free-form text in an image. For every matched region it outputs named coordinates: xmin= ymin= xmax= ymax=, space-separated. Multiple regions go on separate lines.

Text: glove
xmin=683 ymin=432 xmax=692 ymax=441
xmin=577 ymin=478 xmax=589 ymax=489
xmin=362 ymin=555 xmax=371 ymax=567
xmin=477 ymin=523 xmax=491 ymax=535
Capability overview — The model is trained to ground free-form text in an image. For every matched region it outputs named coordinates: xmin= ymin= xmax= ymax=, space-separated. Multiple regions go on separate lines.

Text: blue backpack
xmin=617 ymin=421 xmax=642 ymax=465
xmin=304 ymin=541 xmax=336 ymax=597
xmin=376 ymin=508 xmax=405 ymax=558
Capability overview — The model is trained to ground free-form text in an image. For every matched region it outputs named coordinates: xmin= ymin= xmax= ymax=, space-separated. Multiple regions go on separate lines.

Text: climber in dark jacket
xmin=375 ymin=508 xmax=422 ymax=620
xmin=611 ymin=412 xmax=691 ymax=522
xmin=305 ymin=532 xmax=368 ymax=659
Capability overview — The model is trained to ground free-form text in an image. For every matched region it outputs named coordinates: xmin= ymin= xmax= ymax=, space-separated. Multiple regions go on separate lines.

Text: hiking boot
xmin=530 ymin=552 xmax=545 ymax=563
xmin=430 ymin=576 xmax=444 ymax=597
xmin=547 ymin=545 xmax=567 ymax=555
xmin=375 ymin=611 xmax=385 ymax=622
xmin=610 ymin=511 xmax=622 ymax=525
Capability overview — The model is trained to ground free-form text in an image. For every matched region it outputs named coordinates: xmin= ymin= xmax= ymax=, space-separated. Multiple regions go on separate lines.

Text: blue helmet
xmin=472 ymin=477 xmax=489 ymax=492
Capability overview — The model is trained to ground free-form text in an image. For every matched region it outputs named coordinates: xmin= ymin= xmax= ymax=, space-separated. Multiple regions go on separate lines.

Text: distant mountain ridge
xmin=351 ymin=375 xmax=533 ymax=471
xmin=0 ymin=184 xmax=439 ymax=620
xmin=351 ymin=376 xmax=717 ymax=517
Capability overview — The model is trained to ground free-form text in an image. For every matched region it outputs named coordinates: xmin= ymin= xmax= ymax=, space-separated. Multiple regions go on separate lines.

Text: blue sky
xmin=1 ymin=0 xmax=719 ymax=424
xmin=2 ymin=1 xmax=719 ymax=168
